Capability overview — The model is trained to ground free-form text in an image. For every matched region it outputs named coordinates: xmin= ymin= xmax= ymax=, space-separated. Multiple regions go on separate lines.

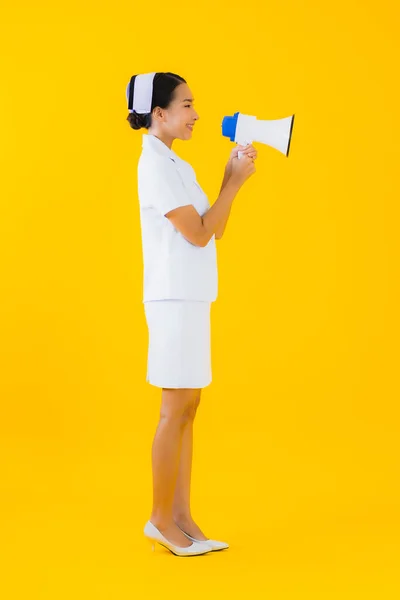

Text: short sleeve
xmin=149 ymin=158 xmax=193 ymax=217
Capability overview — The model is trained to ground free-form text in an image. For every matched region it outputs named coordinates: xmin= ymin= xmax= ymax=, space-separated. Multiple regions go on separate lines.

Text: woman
xmin=126 ymin=72 xmax=257 ymax=556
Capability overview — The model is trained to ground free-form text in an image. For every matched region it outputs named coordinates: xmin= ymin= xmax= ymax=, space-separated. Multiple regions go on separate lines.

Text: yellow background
xmin=1 ymin=0 xmax=399 ymax=597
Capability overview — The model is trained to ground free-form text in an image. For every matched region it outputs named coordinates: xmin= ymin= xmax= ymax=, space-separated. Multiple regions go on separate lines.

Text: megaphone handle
xmin=237 ymin=141 xmax=252 ymax=160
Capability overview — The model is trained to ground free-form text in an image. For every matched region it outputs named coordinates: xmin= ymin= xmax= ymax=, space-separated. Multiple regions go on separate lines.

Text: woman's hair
xmin=127 ymin=72 xmax=186 ymax=130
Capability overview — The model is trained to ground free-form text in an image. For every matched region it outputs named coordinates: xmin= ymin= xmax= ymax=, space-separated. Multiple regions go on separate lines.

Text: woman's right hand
xmin=230 ymin=154 xmax=256 ymax=187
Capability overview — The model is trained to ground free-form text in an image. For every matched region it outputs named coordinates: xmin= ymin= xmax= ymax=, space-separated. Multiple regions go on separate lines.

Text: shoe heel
xmin=146 ymin=537 xmax=156 ymax=552
xmin=144 ymin=521 xmax=211 ymax=557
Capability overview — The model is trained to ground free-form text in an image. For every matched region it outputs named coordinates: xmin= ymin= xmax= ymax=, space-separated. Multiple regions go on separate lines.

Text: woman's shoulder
xmin=139 ymin=152 xmax=197 ymax=187
xmin=138 ymin=150 xmax=177 ymax=174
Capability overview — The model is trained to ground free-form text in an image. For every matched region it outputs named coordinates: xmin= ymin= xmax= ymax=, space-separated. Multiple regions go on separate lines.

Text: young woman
xmin=126 ymin=72 xmax=257 ymax=556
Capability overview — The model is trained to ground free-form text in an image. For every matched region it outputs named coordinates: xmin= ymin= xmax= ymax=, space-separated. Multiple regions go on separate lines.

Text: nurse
xmin=126 ymin=72 xmax=257 ymax=556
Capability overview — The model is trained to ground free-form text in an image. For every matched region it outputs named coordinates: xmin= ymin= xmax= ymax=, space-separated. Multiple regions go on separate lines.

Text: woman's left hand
xmin=225 ymin=144 xmax=258 ymax=176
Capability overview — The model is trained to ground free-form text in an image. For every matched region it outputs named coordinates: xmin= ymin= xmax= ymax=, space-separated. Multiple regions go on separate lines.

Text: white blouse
xmin=137 ymin=133 xmax=218 ymax=303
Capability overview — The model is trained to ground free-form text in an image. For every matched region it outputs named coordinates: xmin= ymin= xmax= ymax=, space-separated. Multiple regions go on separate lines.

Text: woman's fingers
xmin=242 ymin=144 xmax=257 ymax=159
xmin=234 ymin=144 xmax=257 ymax=161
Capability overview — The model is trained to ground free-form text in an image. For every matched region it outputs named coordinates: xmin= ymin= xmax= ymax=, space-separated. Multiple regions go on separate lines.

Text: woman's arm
xmin=215 ymin=144 xmax=258 ymax=239
xmin=165 ymin=150 xmax=256 ymax=247
xmin=166 ymin=175 xmax=242 ymax=247
xmin=214 ymin=166 xmax=233 ymax=240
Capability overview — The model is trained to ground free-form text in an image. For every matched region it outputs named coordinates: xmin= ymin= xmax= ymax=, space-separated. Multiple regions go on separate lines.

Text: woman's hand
xmin=230 ymin=154 xmax=256 ymax=187
xmin=225 ymin=143 xmax=257 ymax=177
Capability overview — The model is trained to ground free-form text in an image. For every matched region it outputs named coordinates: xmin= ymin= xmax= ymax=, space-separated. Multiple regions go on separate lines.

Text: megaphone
xmin=221 ymin=112 xmax=295 ymax=158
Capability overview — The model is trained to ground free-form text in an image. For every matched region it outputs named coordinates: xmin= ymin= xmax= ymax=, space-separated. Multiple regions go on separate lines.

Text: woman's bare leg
xmin=172 ymin=390 xmax=209 ymax=541
xmin=149 ymin=387 xmax=198 ymax=547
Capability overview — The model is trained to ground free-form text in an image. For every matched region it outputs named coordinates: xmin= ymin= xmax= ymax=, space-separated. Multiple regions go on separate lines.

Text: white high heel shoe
xmin=176 ymin=524 xmax=230 ymax=551
xmin=144 ymin=521 xmax=212 ymax=556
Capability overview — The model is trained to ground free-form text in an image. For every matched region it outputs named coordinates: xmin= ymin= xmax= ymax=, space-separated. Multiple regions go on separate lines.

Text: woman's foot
xmin=149 ymin=518 xmax=193 ymax=547
xmin=173 ymin=514 xmax=208 ymax=541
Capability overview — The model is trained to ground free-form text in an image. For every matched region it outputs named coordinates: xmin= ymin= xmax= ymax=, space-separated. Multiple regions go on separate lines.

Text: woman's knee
xmin=160 ymin=388 xmax=200 ymax=424
xmin=192 ymin=390 xmax=201 ymax=415
xmin=183 ymin=390 xmax=201 ymax=422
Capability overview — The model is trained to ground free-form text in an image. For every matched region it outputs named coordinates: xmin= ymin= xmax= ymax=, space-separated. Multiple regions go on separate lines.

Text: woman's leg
xmin=149 ymin=387 xmax=198 ymax=547
xmin=172 ymin=390 xmax=209 ymax=541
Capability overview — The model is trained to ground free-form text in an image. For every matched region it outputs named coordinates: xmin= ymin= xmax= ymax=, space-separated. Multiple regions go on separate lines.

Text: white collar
xmin=142 ymin=133 xmax=179 ymax=161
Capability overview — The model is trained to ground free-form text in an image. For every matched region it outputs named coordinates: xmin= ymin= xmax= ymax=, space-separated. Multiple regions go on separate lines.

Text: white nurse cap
xmin=126 ymin=72 xmax=156 ymax=114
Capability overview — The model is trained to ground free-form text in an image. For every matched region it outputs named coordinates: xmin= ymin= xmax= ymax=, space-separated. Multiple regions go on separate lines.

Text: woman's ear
xmin=152 ymin=106 xmax=164 ymax=122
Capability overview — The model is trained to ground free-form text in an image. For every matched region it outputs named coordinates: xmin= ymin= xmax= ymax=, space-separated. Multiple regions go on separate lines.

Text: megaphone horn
xmin=221 ymin=112 xmax=295 ymax=158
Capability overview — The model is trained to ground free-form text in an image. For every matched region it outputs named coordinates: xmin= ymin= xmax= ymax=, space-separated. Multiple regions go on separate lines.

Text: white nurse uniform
xmin=137 ymin=133 xmax=218 ymax=388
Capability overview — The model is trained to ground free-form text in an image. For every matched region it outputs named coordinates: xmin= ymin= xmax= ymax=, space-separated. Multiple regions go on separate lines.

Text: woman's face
xmin=150 ymin=82 xmax=200 ymax=142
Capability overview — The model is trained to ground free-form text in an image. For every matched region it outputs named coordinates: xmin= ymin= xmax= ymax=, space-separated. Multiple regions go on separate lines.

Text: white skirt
xmin=144 ymin=300 xmax=212 ymax=389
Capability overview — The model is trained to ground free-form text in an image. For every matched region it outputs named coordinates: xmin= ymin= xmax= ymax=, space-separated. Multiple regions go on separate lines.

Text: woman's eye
xmin=185 ymin=105 xmax=191 ymax=108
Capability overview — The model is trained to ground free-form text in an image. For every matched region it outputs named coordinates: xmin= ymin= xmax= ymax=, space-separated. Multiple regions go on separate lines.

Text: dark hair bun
xmin=127 ymin=110 xmax=150 ymax=130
